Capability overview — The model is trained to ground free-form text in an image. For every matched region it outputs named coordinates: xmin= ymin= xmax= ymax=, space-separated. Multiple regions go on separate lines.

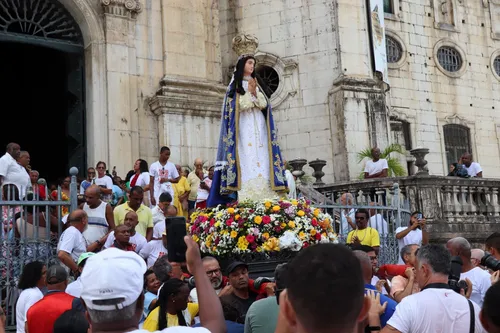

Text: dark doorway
xmin=0 ymin=42 xmax=85 ymax=185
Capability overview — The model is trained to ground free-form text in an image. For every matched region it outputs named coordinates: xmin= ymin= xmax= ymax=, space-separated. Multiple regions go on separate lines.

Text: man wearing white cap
xmin=80 ymin=237 xmax=226 ymax=332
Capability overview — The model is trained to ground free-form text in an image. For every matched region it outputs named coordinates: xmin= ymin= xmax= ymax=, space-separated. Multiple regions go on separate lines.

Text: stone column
xmin=149 ymin=0 xmax=226 ymax=166
xmin=101 ymin=0 xmax=142 ymax=175
xmin=328 ymin=0 xmax=391 ymax=181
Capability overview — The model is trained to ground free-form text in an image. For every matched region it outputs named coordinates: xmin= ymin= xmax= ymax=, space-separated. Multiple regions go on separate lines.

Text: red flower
xmin=262 ymin=216 xmax=271 ymax=224
xmin=210 ymin=218 xmax=216 ymax=226
xmin=303 ymin=242 xmax=310 ymax=248
xmin=226 ymin=218 xmax=234 ymax=227
xmin=315 ymin=232 xmax=321 ymax=240
xmin=274 ymin=226 xmax=281 ymax=233
xmin=311 ymin=218 xmax=318 ymax=227
xmin=246 ymin=234 xmax=255 ymax=243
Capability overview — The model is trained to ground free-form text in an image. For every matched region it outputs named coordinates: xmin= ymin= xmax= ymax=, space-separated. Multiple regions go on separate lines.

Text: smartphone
xmin=166 ymin=216 xmax=187 ymax=263
xmin=417 ymin=213 xmax=423 ymax=220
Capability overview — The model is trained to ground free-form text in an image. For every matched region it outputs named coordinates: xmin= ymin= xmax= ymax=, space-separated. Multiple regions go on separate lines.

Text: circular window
xmin=256 ymin=66 xmax=280 ymax=96
xmin=386 ymin=36 xmax=403 ymax=63
xmin=494 ymin=56 xmax=500 ymax=77
xmin=437 ymin=46 xmax=463 ymax=72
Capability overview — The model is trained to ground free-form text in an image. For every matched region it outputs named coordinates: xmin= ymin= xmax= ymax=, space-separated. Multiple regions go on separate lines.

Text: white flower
xmin=279 ymin=231 xmax=302 ymax=251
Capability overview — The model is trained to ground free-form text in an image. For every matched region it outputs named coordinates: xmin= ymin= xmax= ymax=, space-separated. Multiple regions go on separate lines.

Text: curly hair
xmin=18 ymin=261 xmax=45 ymax=290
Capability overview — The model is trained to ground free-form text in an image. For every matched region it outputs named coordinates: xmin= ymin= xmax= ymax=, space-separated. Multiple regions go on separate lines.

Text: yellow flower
xmin=291 ymin=199 xmax=298 ymax=206
xmin=192 ymin=235 xmax=199 ymax=242
xmin=297 ymin=210 xmax=305 ymax=217
xmin=322 ymin=232 xmax=327 ymax=238
xmin=299 ymin=231 xmax=306 ymax=240
xmin=237 ymin=236 xmax=249 ymax=250
xmin=264 ymin=201 xmax=272 ymax=209
xmin=235 ymin=214 xmax=241 ymax=220
xmin=254 ymin=216 xmax=262 ymax=224
xmin=227 ymin=207 xmax=235 ymax=214
xmin=217 ymin=212 xmax=223 ymax=219
xmin=256 ymin=246 xmax=263 ymax=252
xmin=262 ymin=232 xmax=270 ymax=240
xmin=221 ymin=230 xmax=229 ymax=235
xmin=313 ymin=209 xmax=320 ymax=217
xmin=212 ymin=246 xmax=217 ymax=252
xmin=272 ymin=205 xmax=280 ymax=212
xmin=288 ymin=221 xmax=296 ymax=228
xmin=262 ymin=237 xmax=280 ymax=252
xmin=310 ymin=229 xmax=317 ymax=236
xmin=230 ymin=230 xmax=238 ymax=238
xmin=206 ymin=240 xmax=212 ymax=247
xmin=280 ymin=222 xmax=287 ymax=228
xmin=215 ymin=222 xmax=221 ymax=227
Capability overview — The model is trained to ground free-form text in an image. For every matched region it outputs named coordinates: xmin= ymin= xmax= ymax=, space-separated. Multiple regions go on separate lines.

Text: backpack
xmin=455 ymin=164 xmax=470 ymax=178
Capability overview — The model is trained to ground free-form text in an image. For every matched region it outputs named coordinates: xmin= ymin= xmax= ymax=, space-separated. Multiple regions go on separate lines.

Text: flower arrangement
xmin=188 ymin=198 xmax=338 ymax=256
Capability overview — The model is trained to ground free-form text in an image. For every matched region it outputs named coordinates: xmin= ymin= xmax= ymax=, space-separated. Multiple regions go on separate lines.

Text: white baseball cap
xmin=80 ymin=248 xmax=147 ymax=311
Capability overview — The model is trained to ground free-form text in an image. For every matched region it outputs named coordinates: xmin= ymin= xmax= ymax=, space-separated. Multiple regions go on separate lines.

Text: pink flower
xmin=246 ymin=234 xmax=255 ymax=243
xmin=226 ymin=218 xmax=234 ymax=226
xmin=262 ymin=216 xmax=271 ymax=224
xmin=210 ymin=218 xmax=216 ymax=226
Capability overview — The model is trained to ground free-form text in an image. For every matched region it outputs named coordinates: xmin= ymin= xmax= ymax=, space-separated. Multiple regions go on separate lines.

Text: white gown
xmin=237 ymin=79 xmax=278 ymax=202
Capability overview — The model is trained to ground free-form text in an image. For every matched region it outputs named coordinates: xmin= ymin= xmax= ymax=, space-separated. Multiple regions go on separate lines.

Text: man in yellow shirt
xmin=347 ymin=208 xmax=380 ymax=254
xmin=114 ymin=186 xmax=153 ymax=241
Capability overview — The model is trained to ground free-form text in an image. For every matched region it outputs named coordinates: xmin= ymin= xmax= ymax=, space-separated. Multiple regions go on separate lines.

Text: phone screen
xmin=166 ymin=217 xmax=187 ymax=263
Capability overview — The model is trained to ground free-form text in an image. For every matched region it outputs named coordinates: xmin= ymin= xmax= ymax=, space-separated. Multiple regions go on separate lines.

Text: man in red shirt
xmin=26 ymin=265 xmax=83 ymax=333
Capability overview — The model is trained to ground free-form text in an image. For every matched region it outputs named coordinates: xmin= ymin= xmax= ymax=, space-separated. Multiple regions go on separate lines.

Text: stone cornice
xmin=149 ymin=76 xmax=226 ymax=118
xmin=101 ymin=0 xmax=142 ymax=19
xmin=329 ymin=75 xmax=388 ymax=94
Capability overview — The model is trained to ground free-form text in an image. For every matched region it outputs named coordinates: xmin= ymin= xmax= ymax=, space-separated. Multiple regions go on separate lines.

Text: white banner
xmin=369 ymin=0 xmax=389 ymax=84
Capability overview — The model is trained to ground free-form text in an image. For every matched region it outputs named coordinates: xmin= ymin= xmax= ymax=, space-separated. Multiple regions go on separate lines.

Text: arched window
xmin=443 ymin=124 xmax=472 ymax=166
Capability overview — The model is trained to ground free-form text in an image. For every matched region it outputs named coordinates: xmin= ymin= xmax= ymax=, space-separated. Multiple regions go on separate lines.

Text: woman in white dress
xmin=208 ymin=34 xmax=287 ymax=206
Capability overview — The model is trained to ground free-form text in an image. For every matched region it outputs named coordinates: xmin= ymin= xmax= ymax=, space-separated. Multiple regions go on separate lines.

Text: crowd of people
xmin=1 ymin=141 xmax=500 ymax=333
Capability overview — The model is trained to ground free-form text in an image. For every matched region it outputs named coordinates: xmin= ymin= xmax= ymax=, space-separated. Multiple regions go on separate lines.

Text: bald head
xmin=194 ymin=158 xmax=203 ymax=170
xmin=461 ymin=153 xmax=473 ymax=167
xmin=6 ymin=143 xmax=21 ymax=159
xmin=447 ymin=237 xmax=472 ymax=259
xmin=85 ymin=185 xmax=101 ymax=196
xmin=67 ymin=209 xmax=87 ymax=224
xmin=166 ymin=205 xmax=178 ymax=217
xmin=340 ymin=193 xmax=354 ymax=205
xmin=84 ymin=185 xmax=102 ymax=207
xmin=471 ymin=249 xmax=485 ymax=267
xmin=352 ymin=250 xmax=372 ymax=283
xmin=124 ymin=211 xmax=139 ymax=230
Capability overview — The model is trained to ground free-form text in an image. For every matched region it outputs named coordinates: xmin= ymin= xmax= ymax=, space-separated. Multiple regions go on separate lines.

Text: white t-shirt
xmin=66 ymin=278 xmax=82 ymax=298
xmin=395 ymin=227 xmax=423 ymax=264
xmin=139 ymin=239 xmax=168 ymax=268
xmin=460 ymin=267 xmax=492 ymax=307
xmin=16 ymin=287 xmax=43 ymax=333
xmin=370 ymin=275 xmax=391 ymax=295
xmin=57 ymin=226 xmax=86 ymax=264
xmin=369 ymin=214 xmax=389 ymax=235
xmin=364 ymin=159 xmax=388 ymax=176
xmin=152 ymin=205 xmax=166 ymax=226
xmin=387 ymin=288 xmax=486 ymax=333
xmin=340 ymin=209 xmax=356 ymax=237
xmin=131 ymin=171 xmax=151 ymax=187
xmin=0 ymin=153 xmax=30 ymax=198
xmin=189 ymin=286 xmax=223 ymax=303
xmin=103 ymin=230 xmax=147 ymax=253
xmin=150 ymin=161 xmax=179 ymax=203
xmin=130 ymin=328 xmax=210 ymax=333
xmin=95 ymin=175 xmax=113 ymax=203
xmin=465 ymin=162 xmax=482 ymax=177
xmin=153 ymin=222 xmax=166 ymax=238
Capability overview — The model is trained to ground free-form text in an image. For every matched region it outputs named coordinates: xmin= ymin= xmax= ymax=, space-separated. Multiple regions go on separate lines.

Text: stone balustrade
xmin=313 ymin=175 xmax=500 ymax=246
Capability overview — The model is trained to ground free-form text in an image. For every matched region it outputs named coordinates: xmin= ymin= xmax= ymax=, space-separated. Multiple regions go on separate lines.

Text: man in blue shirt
xmin=352 ymin=250 xmax=397 ymax=327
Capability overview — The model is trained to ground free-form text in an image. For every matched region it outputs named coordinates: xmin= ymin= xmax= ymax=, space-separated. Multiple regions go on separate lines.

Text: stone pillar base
xmin=149 ymin=76 xmax=226 ymax=166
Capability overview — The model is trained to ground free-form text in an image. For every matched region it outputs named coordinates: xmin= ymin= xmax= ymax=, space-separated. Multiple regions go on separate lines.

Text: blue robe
xmin=207 ymin=84 xmax=287 ymax=207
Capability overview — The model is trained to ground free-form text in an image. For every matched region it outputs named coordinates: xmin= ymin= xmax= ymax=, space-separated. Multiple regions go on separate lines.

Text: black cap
xmin=225 ymin=261 xmax=248 ymax=275
xmin=46 ymin=265 xmax=68 ymax=284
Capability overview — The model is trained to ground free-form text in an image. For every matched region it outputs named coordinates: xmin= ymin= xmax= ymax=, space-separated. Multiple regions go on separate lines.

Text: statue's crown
xmin=232 ymin=34 xmax=259 ymax=58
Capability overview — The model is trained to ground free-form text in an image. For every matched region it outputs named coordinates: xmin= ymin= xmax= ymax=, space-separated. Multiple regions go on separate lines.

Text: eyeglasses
xmin=369 ymin=256 xmax=377 ymax=261
xmin=206 ymin=268 xmax=221 ymax=276
xmin=97 ymin=167 xmax=105 ymax=169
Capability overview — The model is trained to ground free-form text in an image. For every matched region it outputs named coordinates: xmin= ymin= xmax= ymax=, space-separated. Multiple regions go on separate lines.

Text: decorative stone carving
xmin=309 ymin=159 xmax=327 ymax=185
xmin=433 ymin=0 xmax=457 ymax=31
xmin=101 ymin=0 xmax=142 ymax=19
xmin=288 ymin=159 xmax=308 ymax=179
xmin=410 ymin=148 xmax=430 ymax=175
xmin=255 ymin=52 xmax=299 ymax=108
xmin=149 ymin=76 xmax=225 ymax=118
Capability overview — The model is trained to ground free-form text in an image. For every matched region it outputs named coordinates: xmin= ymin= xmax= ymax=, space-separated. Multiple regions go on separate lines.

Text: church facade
xmin=5 ymin=0 xmax=500 ymax=181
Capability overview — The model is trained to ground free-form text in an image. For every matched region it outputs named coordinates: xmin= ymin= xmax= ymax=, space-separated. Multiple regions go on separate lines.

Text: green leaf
xmin=358 ymin=144 xmax=407 ymax=178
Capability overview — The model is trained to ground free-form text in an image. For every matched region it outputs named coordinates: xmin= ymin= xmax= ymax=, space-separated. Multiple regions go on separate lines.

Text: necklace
xmin=354 ymin=228 xmax=369 ymax=242
xmin=243 ymin=75 xmax=252 ymax=81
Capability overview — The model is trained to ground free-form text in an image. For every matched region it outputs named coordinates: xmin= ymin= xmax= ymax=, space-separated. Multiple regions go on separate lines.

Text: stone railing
xmin=290 ymin=150 xmax=498 ymax=246
xmin=312 ymin=176 xmax=499 ymax=246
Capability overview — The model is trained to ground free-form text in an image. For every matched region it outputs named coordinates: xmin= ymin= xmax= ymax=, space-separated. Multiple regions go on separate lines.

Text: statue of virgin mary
xmin=207 ymin=34 xmax=287 ymax=207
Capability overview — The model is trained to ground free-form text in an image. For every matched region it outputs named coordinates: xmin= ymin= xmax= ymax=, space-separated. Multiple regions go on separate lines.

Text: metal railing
xmin=302 ymin=183 xmax=412 ymax=265
xmin=0 ymin=168 xmax=79 ymax=329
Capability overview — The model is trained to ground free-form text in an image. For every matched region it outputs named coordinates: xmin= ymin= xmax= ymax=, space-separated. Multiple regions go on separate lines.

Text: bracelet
xmin=367 ymin=326 xmax=381 ymax=331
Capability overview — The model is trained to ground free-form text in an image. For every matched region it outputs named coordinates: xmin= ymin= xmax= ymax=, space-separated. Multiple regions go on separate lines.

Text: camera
xmin=448 ymin=256 xmax=468 ymax=294
xmin=187 ymin=276 xmax=196 ymax=289
xmin=481 ymin=252 xmax=500 ymax=271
